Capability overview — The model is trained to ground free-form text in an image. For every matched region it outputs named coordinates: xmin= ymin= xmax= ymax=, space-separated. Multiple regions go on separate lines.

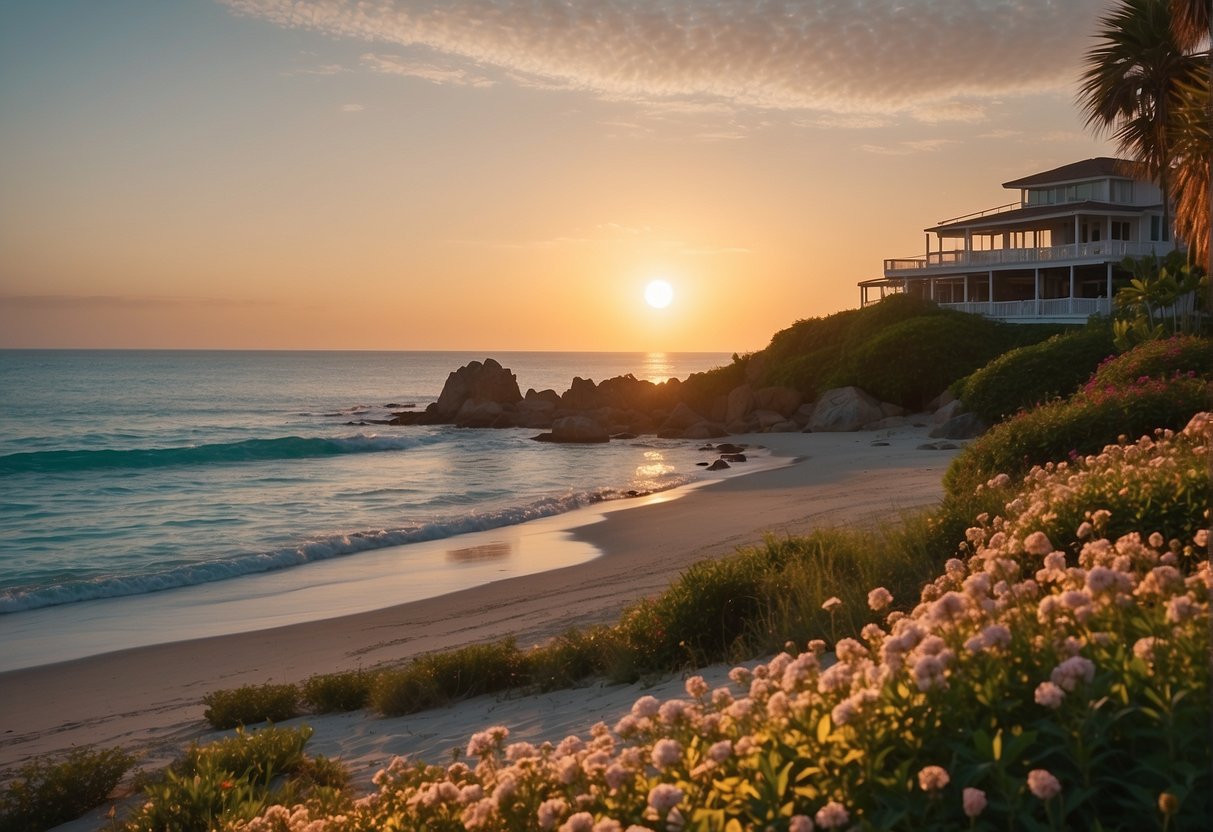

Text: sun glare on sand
xmin=644 ymin=279 xmax=674 ymax=309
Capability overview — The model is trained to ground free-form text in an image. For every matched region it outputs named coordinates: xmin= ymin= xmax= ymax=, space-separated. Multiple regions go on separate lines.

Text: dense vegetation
xmin=681 ymin=296 xmax=1064 ymax=411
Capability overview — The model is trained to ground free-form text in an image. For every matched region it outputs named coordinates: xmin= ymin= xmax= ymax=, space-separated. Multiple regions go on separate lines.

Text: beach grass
xmin=0 ymin=746 xmax=135 ymax=832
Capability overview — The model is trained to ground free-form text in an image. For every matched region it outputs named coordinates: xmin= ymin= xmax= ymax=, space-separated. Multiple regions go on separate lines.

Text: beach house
xmin=859 ymin=158 xmax=1176 ymax=323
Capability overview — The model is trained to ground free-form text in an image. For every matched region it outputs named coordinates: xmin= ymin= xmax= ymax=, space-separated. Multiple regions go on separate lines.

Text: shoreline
xmin=0 ymin=424 xmax=961 ymax=774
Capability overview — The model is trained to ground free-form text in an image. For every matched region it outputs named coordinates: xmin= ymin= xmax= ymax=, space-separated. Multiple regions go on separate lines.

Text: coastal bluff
xmin=386 ymin=358 xmax=958 ymax=442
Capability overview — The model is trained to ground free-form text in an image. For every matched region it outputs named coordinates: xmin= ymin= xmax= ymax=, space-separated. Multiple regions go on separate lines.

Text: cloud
xmin=221 ymin=0 xmax=1106 ymax=119
xmin=340 ymin=102 xmax=365 ymax=111
xmin=860 ymin=138 xmax=959 ymax=156
xmin=360 ymin=52 xmax=496 ymax=87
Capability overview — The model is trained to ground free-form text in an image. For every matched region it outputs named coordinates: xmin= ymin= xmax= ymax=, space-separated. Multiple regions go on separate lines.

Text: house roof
xmin=1002 ymin=157 xmax=1145 ymax=189
xmin=928 ymin=200 xmax=1162 ymax=235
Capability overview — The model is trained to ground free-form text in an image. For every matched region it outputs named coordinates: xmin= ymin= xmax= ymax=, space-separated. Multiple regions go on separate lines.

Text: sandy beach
xmin=0 ymin=424 xmax=961 ymax=788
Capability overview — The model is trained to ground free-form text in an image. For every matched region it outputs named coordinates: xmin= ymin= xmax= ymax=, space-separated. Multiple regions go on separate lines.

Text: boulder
xmin=769 ymin=420 xmax=800 ymax=433
xmin=879 ymin=402 xmax=907 ymax=418
xmin=683 ymin=421 xmax=730 ymax=439
xmin=725 ymin=385 xmax=755 ymax=425
xmin=706 ymin=459 xmax=731 ymax=471
xmin=929 ymin=412 xmax=989 ymax=440
xmin=864 ymin=415 xmax=913 ymax=430
xmin=754 ymin=386 xmax=803 ymax=417
xmin=660 ymin=402 xmax=707 ymax=432
xmin=533 ymin=415 xmax=610 ymax=444
xmin=454 ymin=399 xmax=505 ymax=428
xmin=434 ymin=359 xmax=522 ymax=420
xmin=932 ymin=399 xmax=965 ymax=424
xmin=808 ymin=387 xmax=885 ymax=432
xmin=927 ymin=389 xmax=958 ymax=412
xmin=753 ymin=409 xmax=787 ymax=430
xmin=560 ymin=377 xmax=603 ymax=411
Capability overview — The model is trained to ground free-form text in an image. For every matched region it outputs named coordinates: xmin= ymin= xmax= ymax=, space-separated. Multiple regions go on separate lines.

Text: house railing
xmin=884 ymin=241 xmax=1165 ymax=273
xmin=938 ymin=298 xmax=1112 ymax=319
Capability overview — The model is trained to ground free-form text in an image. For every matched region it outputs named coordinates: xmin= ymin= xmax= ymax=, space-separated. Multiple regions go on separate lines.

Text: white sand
xmin=0 ymin=424 xmax=961 ymax=806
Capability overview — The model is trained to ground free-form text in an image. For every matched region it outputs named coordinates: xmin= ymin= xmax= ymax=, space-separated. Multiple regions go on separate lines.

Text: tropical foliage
xmin=1114 ymin=252 xmax=1207 ymax=348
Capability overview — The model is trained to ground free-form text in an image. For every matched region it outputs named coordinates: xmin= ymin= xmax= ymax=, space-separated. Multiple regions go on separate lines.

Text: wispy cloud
xmin=221 ymin=0 xmax=1105 ymax=120
xmin=340 ymin=102 xmax=365 ymax=111
xmin=447 ymin=222 xmax=750 ymax=254
xmin=360 ymin=52 xmax=496 ymax=88
xmin=860 ymin=139 xmax=959 ymax=156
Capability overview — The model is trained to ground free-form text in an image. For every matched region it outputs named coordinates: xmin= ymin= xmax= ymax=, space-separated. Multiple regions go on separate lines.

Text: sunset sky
xmin=0 ymin=0 xmax=1118 ymax=352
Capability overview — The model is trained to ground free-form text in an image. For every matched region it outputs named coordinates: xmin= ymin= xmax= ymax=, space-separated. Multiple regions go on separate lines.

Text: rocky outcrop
xmin=533 ymin=415 xmax=610 ymax=443
xmin=434 ymin=358 xmax=522 ymax=420
xmin=808 ymin=387 xmax=886 ymax=432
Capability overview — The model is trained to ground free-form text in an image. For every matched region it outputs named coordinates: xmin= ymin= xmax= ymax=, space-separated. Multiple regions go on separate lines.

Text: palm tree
xmin=1169 ymin=1 xmax=1212 ymax=275
xmin=1079 ymin=0 xmax=1203 ymax=249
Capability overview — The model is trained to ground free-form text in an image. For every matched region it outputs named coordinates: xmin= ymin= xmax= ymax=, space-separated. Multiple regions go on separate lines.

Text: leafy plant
xmin=1113 ymin=251 xmax=1207 ymax=349
xmin=0 ymin=746 xmax=135 ymax=832
xmin=302 ymin=670 xmax=374 ymax=713
xmin=202 ymin=683 xmax=300 ymax=730
xmin=955 ymin=324 xmax=1115 ymax=422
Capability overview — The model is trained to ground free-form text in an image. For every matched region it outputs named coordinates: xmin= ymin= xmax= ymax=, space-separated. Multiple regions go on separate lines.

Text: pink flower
xmin=822 ymin=596 xmax=843 ymax=612
xmin=789 ymin=816 xmax=815 ymax=832
xmin=814 ymin=801 xmax=849 ymax=829
xmin=963 ymin=787 xmax=988 ymax=818
xmin=631 ymin=695 xmax=660 ymax=718
xmin=647 ymin=783 xmax=683 ymax=814
xmin=684 ymin=675 xmax=709 ymax=698
xmin=1050 ymin=655 xmax=1096 ymax=692
xmin=559 ymin=812 xmax=595 ymax=832
xmin=867 ymin=587 xmax=893 ymax=611
xmin=1034 ymin=681 xmax=1065 ymax=709
xmin=917 ymin=765 xmax=950 ymax=792
xmin=707 ymin=739 xmax=732 ymax=763
xmin=650 ymin=738 xmax=683 ymax=770
xmin=1027 ymin=769 xmax=1062 ymax=800
xmin=537 ymin=797 xmax=569 ymax=831
xmin=1024 ymin=531 xmax=1053 ymax=556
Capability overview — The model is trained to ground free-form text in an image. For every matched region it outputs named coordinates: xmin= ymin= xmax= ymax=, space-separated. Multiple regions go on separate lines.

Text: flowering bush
xmin=1083 ymin=334 xmax=1212 ymax=390
xmin=945 ymin=366 xmax=1209 ymax=498
xmin=219 ymin=414 xmax=1210 ymax=832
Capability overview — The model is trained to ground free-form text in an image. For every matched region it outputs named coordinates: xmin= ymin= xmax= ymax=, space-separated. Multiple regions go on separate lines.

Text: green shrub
xmin=123 ymin=726 xmax=321 ymax=832
xmin=302 ymin=670 xmax=374 ymax=713
xmin=371 ymin=640 xmax=527 ymax=716
xmin=1085 ymin=333 xmax=1213 ymax=388
xmin=0 ymin=746 xmax=135 ymax=832
xmin=525 ymin=627 xmax=621 ymax=692
xmin=833 ymin=313 xmax=1015 ymax=409
xmin=945 ymin=373 xmax=1210 ymax=497
xmin=202 ymin=682 xmax=300 ymax=730
xmin=956 ymin=324 xmax=1116 ymax=422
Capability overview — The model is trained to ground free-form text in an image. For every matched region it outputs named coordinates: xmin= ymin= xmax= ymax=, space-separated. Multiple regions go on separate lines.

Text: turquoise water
xmin=0 ymin=350 xmax=731 ymax=622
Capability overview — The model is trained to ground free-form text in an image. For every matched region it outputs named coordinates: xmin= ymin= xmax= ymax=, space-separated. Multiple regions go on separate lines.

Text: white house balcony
xmin=884 ymin=241 xmax=1167 ymax=275
xmin=937 ymin=297 xmax=1112 ymax=321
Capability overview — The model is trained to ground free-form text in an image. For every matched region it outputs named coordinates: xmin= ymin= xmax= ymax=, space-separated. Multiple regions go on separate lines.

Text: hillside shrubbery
xmin=946 ymin=336 xmax=1212 ymax=497
xmin=956 ymin=324 xmax=1117 ymax=423
xmin=753 ymin=296 xmax=1061 ymax=409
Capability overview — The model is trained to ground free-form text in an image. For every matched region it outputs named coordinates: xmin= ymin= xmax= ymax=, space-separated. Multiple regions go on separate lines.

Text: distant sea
xmin=0 ymin=350 xmax=737 ymax=670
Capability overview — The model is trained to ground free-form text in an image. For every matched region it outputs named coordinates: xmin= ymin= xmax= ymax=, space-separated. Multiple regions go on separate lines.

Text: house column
xmin=929 ymin=277 xmax=936 ymax=301
xmin=988 ymin=270 xmax=994 ymax=315
xmin=1074 ymin=215 xmax=1081 ymax=256
xmin=963 ymin=275 xmax=969 ymax=304
xmin=1069 ymin=265 xmax=1076 ymax=315
xmin=1106 ymin=262 xmax=1113 ymax=314
xmin=1034 ymin=267 xmax=1041 ymax=316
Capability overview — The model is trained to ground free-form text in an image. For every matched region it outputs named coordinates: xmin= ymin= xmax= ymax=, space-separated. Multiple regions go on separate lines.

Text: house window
xmin=1111 ymin=180 xmax=1134 ymax=203
xmin=1111 ymin=221 xmax=1131 ymax=241
xmin=1150 ymin=216 xmax=1171 ymax=242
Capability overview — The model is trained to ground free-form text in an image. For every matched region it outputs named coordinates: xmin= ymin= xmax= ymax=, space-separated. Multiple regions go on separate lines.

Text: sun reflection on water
xmin=640 ymin=352 xmax=675 ymax=383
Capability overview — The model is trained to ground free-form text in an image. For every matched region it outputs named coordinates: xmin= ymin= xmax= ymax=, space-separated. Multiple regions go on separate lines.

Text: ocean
xmin=0 ymin=349 xmax=745 ymax=670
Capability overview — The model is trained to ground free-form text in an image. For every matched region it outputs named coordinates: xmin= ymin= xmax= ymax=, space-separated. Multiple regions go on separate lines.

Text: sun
xmin=644 ymin=279 xmax=674 ymax=309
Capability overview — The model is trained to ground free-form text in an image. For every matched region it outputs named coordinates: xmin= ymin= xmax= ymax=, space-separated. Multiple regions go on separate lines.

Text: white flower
xmin=1050 ymin=655 xmax=1095 ymax=692
xmin=631 ymin=695 xmax=660 ymax=718
xmin=684 ymin=675 xmax=709 ymax=698
xmin=1024 ymin=531 xmax=1053 ymax=555
xmin=822 ymin=596 xmax=843 ymax=612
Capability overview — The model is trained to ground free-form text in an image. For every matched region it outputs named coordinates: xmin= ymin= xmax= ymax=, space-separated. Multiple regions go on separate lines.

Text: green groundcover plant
xmin=151 ymin=412 xmax=1209 ymax=832
xmin=0 ymin=746 xmax=135 ymax=832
